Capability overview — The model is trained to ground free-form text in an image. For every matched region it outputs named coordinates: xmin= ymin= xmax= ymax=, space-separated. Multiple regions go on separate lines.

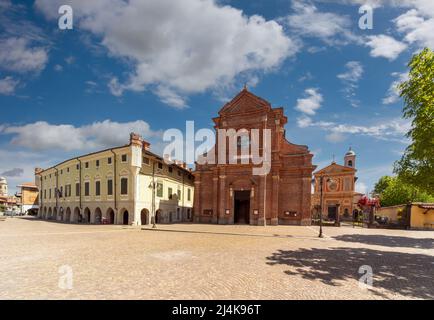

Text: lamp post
xmin=318 ymin=175 xmax=327 ymax=238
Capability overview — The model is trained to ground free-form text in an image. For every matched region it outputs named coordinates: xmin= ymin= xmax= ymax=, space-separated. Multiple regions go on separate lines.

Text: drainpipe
xmin=78 ymin=158 xmax=82 ymax=210
xmin=55 ymin=167 xmax=59 ymax=220
xmin=152 ymin=159 xmax=156 ymax=228
xmin=110 ymin=149 xmax=118 ymax=212
xmin=182 ymin=172 xmax=185 ymax=221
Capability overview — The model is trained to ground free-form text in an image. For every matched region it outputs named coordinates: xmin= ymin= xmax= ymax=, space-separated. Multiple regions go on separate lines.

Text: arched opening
xmin=94 ymin=207 xmax=102 ymax=224
xmin=105 ymin=208 xmax=115 ymax=224
xmin=65 ymin=207 xmax=71 ymax=222
xmin=122 ymin=210 xmax=129 ymax=225
xmin=53 ymin=207 xmax=58 ymax=221
xmin=177 ymin=208 xmax=180 ymax=221
xmin=48 ymin=207 xmax=52 ymax=219
xmin=187 ymin=208 xmax=191 ymax=220
xmin=59 ymin=207 xmax=64 ymax=221
xmin=72 ymin=207 xmax=80 ymax=223
xmin=84 ymin=207 xmax=91 ymax=223
xmin=156 ymin=209 xmax=162 ymax=224
xmin=141 ymin=209 xmax=149 ymax=225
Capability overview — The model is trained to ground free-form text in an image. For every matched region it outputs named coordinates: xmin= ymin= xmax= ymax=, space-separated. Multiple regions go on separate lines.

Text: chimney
xmin=129 ymin=132 xmax=143 ymax=147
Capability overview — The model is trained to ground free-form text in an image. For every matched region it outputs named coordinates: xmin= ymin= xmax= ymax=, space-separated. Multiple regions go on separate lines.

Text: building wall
xmin=193 ymin=89 xmax=315 ymax=226
xmin=376 ymin=205 xmax=405 ymax=223
xmin=410 ymin=206 xmax=434 ymax=229
xmin=36 ymin=135 xmax=194 ymax=225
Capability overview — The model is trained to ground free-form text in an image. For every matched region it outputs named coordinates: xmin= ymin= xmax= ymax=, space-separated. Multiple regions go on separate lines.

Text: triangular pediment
xmin=219 ymin=88 xmax=271 ymax=115
xmin=314 ymin=162 xmax=356 ymax=175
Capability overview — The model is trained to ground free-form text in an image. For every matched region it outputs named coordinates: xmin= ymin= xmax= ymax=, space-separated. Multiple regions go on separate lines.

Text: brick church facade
xmin=193 ymin=88 xmax=316 ymax=225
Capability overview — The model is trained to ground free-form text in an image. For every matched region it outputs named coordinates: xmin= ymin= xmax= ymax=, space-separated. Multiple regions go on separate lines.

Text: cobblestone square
xmin=0 ymin=217 xmax=433 ymax=300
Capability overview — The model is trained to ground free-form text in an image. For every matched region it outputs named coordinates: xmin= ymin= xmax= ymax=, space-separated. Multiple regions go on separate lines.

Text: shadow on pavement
xmin=333 ymin=234 xmax=434 ymax=249
xmin=266 ymin=247 xmax=434 ymax=299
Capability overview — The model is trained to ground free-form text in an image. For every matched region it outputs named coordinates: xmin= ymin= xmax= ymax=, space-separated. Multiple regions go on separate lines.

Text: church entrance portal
xmin=234 ymin=191 xmax=250 ymax=224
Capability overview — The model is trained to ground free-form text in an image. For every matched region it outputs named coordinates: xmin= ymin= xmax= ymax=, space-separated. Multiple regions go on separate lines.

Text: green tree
xmin=394 ymin=48 xmax=434 ymax=194
xmin=374 ymin=176 xmax=434 ymax=207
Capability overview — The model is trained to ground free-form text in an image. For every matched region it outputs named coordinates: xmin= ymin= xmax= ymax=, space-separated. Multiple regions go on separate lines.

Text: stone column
xmin=335 ymin=203 xmax=341 ymax=227
xmin=212 ymin=177 xmax=218 ymax=223
xmin=271 ymin=174 xmax=279 ymax=225
xmin=219 ymin=175 xmax=226 ymax=224
xmin=193 ymin=180 xmax=201 ymax=223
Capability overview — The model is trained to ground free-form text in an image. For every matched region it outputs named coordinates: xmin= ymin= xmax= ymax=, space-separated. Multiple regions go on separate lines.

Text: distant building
xmin=376 ymin=203 xmax=434 ymax=230
xmin=312 ymin=147 xmax=360 ymax=220
xmin=16 ymin=183 xmax=39 ymax=215
xmin=35 ymin=133 xmax=194 ymax=225
xmin=0 ymin=177 xmax=8 ymax=197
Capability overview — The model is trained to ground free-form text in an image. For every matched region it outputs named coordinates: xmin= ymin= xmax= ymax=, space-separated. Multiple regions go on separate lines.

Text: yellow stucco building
xmin=35 ymin=133 xmax=194 ymax=225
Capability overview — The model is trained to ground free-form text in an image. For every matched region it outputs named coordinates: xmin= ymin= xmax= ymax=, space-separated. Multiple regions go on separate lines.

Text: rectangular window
xmin=178 ymin=170 xmax=181 ymax=176
xmin=67 ymin=167 xmax=69 ymax=173
xmin=168 ymin=187 xmax=173 ymax=199
xmin=60 ymin=169 xmax=63 ymax=175
xmin=177 ymin=189 xmax=181 ymax=200
xmin=121 ymin=154 xmax=127 ymax=162
xmin=75 ymin=183 xmax=80 ymax=196
xmin=95 ymin=181 xmax=101 ymax=196
xmin=85 ymin=162 xmax=89 ymax=169
xmin=121 ymin=178 xmax=128 ymax=195
xmin=188 ymin=188 xmax=191 ymax=201
xmin=168 ymin=167 xmax=173 ymax=173
xmin=44 ymin=189 xmax=46 ymax=199
xmin=156 ymin=182 xmax=163 ymax=197
xmin=76 ymin=164 xmax=80 ymax=170
xmin=143 ymin=157 xmax=149 ymax=165
xmin=49 ymin=189 xmax=51 ymax=199
xmin=96 ymin=160 xmax=100 ymax=167
xmin=108 ymin=157 xmax=112 ymax=165
xmin=84 ymin=182 xmax=90 ymax=196
xmin=158 ymin=162 xmax=163 ymax=169
xmin=60 ymin=186 xmax=63 ymax=197
xmin=107 ymin=179 xmax=113 ymax=196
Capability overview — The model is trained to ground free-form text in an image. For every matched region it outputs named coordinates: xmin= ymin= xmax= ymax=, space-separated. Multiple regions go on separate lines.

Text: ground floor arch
xmin=121 ymin=209 xmax=129 ymax=225
xmin=94 ymin=207 xmax=102 ymax=224
xmin=156 ymin=209 xmax=163 ymax=224
xmin=65 ymin=207 xmax=71 ymax=222
xmin=106 ymin=208 xmax=115 ymax=224
xmin=53 ymin=207 xmax=58 ymax=221
xmin=72 ymin=207 xmax=80 ymax=223
xmin=84 ymin=207 xmax=91 ymax=223
xmin=141 ymin=208 xmax=149 ymax=225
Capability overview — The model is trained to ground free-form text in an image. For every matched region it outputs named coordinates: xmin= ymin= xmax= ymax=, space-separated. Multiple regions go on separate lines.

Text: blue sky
xmin=1 ymin=0 xmax=433 ymax=195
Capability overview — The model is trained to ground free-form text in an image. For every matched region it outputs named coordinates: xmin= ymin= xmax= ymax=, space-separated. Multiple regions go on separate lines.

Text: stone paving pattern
xmin=0 ymin=217 xmax=433 ymax=300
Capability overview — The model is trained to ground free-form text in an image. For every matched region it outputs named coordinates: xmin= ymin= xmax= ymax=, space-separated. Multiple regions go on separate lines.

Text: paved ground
xmin=0 ymin=217 xmax=433 ymax=300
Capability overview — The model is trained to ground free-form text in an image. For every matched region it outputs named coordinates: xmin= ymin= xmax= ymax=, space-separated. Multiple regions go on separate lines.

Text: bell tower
xmin=344 ymin=147 xmax=356 ymax=168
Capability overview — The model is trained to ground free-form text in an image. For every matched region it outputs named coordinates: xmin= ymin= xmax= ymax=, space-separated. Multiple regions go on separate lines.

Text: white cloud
xmin=1 ymin=120 xmax=161 ymax=152
xmin=365 ymin=35 xmax=407 ymax=60
xmin=0 ymin=37 xmax=48 ymax=73
xmin=155 ymin=86 xmax=188 ymax=109
xmin=337 ymin=61 xmax=364 ymax=82
xmin=36 ymin=0 xmax=296 ymax=107
xmin=285 ymin=0 xmax=357 ymax=45
xmin=54 ymin=64 xmax=63 ymax=72
xmin=325 ymin=132 xmax=347 ymax=143
xmin=395 ymin=9 xmax=434 ymax=49
xmin=298 ymin=116 xmax=411 ymax=143
xmin=337 ymin=61 xmax=364 ymax=107
xmin=355 ymin=181 xmax=368 ymax=194
xmin=383 ymin=72 xmax=408 ymax=105
xmin=0 ymin=76 xmax=19 ymax=95
xmin=295 ymin=88 xmax=323 ymax=115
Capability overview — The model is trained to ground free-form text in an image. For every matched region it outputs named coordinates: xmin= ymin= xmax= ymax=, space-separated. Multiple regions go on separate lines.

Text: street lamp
xmin=319 ymin=176 xmax=324 ymax=238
